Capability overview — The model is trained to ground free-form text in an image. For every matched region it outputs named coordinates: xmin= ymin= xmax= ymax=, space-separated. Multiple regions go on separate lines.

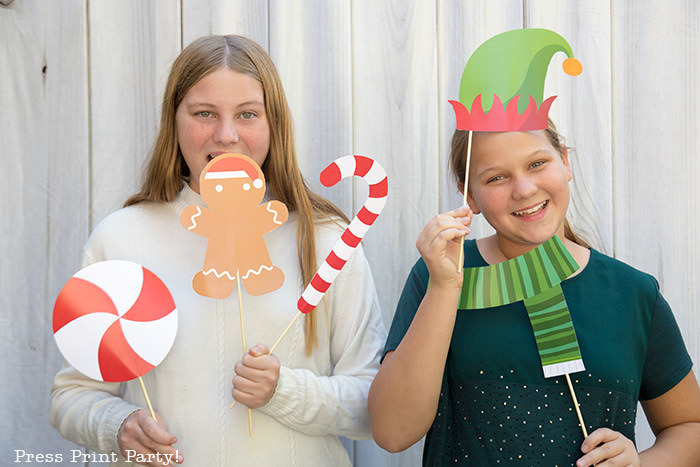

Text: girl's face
xmin=176 ymin=68 xmax=270 ymax=193
xmin=466 ymin=130 xmax=572 ymax=257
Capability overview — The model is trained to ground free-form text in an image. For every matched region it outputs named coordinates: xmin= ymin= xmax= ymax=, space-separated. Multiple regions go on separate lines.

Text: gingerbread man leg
xmin=192 ymin=268 xmax=237 ymax=299
xmin=240 ymin=263 xmax=285 ymax=296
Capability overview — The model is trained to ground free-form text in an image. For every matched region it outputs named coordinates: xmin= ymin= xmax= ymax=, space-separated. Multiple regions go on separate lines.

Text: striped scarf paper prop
xmin=459 ymin=235 xmax=585 ymax=378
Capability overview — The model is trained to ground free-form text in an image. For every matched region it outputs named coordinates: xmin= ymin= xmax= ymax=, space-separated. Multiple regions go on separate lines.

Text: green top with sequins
xmin=385 ymin=240 xmax=692 ymax=467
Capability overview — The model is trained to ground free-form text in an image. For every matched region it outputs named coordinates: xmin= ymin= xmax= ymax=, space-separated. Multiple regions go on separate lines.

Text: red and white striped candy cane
xmin=297 ymin=155 xmax=388 ymax=313
xmin=269 ymin=155 xmax=387 ymax=354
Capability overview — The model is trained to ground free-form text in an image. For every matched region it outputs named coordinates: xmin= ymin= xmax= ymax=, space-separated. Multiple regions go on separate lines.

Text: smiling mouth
xmin=513 ymin=201 xmax=548 ymax=217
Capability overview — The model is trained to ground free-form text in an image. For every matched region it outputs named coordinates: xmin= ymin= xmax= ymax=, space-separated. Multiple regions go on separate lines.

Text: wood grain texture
xmin=0 ymin=0 xmax=90 ymax=456
xmin=2 ymin=1 xmax=698 ymax=465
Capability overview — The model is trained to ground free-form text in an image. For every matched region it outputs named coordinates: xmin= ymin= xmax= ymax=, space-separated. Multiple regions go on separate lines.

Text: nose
xmin=212 ymin=117 xmax=239 ymax=145
xmin=511 ymin=174 xmax=537 ymax=200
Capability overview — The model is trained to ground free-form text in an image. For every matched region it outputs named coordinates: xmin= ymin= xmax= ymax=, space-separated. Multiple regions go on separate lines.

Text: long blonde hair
xmin=447 ymin=121 xmax=590 ymax=249
xmin=125 ymin=35 xmax=348 ymax=353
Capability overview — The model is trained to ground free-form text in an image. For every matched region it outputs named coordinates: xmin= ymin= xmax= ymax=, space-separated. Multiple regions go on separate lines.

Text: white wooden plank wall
xmin=1 ymin=1 xmax=698 ymax=465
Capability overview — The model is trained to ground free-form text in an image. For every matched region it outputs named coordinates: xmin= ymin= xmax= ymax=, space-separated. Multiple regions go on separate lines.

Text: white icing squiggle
xmin=266 ymin=202 xmax=283 ymax=225
xmin=187 ymin=206 xmax=203 ymax=230
xmin=242 ymin=264 xmax=274 ymax=279
xmin=202 ymin=268 xmax=235 ymax=280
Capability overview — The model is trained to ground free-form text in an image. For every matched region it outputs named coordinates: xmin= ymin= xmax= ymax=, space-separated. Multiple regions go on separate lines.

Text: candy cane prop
xmin=269 ymin=155 xmax=388 ymax=353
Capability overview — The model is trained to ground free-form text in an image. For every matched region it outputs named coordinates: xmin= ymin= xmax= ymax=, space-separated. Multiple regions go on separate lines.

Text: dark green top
xmin=385 ymin=240 xmax=692 ymax=466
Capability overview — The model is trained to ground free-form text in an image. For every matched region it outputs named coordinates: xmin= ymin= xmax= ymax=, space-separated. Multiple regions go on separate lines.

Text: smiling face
xmin=175 ymin=67 xmax=270 ymax=193
xmin=466 ymin=130 xmax=572 ymax=258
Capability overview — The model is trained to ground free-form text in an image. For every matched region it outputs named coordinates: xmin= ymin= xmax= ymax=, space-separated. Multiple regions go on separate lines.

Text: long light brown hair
xmin=125 ymin=35 xmax=349 ymax=353
xmin=447 ymin=121 xmax=590 ymax=248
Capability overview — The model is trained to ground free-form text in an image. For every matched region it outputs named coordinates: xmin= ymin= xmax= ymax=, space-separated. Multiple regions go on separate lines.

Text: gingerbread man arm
xmin=257 ymin=200 xmax=289 ymax=234
xmin=180 ymin=205 xmax=213 ymax=237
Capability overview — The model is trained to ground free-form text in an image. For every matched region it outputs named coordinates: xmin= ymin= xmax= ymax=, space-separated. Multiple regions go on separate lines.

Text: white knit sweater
xmin=50 ymin=185 xmax=386 ymax=466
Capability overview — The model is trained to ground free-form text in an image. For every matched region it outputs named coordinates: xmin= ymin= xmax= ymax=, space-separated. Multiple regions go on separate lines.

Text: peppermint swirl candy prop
xmin=270 ymin=155 xmax=387 ymax=353
xmin=53 ymin=260 xmax=178 ymax=432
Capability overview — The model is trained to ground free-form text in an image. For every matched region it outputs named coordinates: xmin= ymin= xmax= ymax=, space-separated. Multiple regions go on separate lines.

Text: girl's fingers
xmin=577 ymin=428 xmax=639 ymax=467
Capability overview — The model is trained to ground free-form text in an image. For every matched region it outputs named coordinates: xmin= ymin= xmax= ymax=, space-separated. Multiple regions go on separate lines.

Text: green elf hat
xmin=449 ymin=28 xmax=582 ymax=131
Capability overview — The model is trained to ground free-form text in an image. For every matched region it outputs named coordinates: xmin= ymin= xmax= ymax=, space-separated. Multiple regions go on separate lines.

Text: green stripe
xmin=529 ymin=309 xmax=571 ymax=326
xmin=496 ymin=263 xmax=511 ymax=303
xmin=538 ymin=336 xmax=580 ymax=351
xmin=543 ymin=239 xmax=566 ymax=279
xmin=518 ymin=254 xmax=536 ymax=297
xmin=533 ymin=320 xmax=575 ymax=336
xmin=537 ymin=329 xmax=571 ymax=348
xmin=458 ymin=236 xmax=578 ymax=310
xmin=543 ymin=354 xmax=582 ymax=366
xmin=507 ymin=259 xmax=521 ymax=301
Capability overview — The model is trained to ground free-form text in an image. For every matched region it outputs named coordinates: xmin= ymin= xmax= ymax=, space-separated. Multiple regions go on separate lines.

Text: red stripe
xmin=353 ymin=155 xmax=373 ymax=177
xmin=122 ymin=268 xmax=175 ymax=322
xmin=341 ymin=229 xmax=362 ymax=247
xmin=326 ymin=251 xmax=347 ymax=270
xmin=297 ymin=297 xmax=315 ymax=314
xmin=369 ymin=177 xmax=388 ymax=198
xmin=99 ymin=320 xmax=155 ymax=381
xmin=310 ymin=274 xmax=331 ymax=293
xmin=357 ymin=206 xmax=379 ymax=224
xmin=319 ymin=162 xmax=342 ymax=187
xmin=53 ymin=278 xmax=118 ymax=333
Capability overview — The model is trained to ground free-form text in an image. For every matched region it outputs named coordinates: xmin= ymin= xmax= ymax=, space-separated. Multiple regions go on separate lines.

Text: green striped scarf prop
xmin=459 ymin=235 xmax=585 ymax=378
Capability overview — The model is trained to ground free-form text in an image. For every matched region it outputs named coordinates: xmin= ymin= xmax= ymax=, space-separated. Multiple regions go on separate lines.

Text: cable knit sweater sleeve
xmin=258 ymin=242 xmax=386 ymax=440
xmin=50 ymin=365 xmax=141 ymax=454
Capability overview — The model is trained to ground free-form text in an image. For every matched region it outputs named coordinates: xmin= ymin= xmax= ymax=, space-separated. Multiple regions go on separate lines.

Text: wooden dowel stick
xmin=237 ymin=270 xmax=247 ymax=353
xmin=138 ymin=376 xmax=157 ymax=421
xmin=229 ymin=271 xmax=253 ymax=437
xmin=138 ymin=376 xmax=175 ymax=465
xmin=565 ymin=373 xmax=589 ymax=438
xmin=269 ymin=311 xmax=302 ymax=355
xmin=457 ymin=130 xmax=473 ymax=272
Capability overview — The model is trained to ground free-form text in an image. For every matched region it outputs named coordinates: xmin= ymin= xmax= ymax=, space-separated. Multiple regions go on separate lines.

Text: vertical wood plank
xmin=526 ymin=0 xmax=614 ymax=254
xmin=269 ymin=0 xmax=353 ymax=217
xmin=351 ymin=0 xmax=440 ymax=329
xmin=182 ymin=0 xmax=269 ymax=47
xmin=3 ymin=1 xmax=698 ymax=463
xmin=350 ymin=1 xmax=440 ymax=464
xmin=437 ymin=0 xmax=524 ymax=240
xmin=0 ymin=0 xmax=90 ymax=456
xmin=612 ymin=0 xmax=700 ymax=450
xmin=88 ymin=0 xmax=181 ymax=229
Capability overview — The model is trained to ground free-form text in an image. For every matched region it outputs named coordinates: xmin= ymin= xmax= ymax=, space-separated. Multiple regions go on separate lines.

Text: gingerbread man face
xmin=199 ymin=156 xmax=266 ymax=211
xmin=180 ymin=153 xmax=289 ymax=298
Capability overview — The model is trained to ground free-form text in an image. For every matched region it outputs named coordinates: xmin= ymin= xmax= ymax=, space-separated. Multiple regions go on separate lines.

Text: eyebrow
xmin=183 ymin=99 xmax=265 ymax=108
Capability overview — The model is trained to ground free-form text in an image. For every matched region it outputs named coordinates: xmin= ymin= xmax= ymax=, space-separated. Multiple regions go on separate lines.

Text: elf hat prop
xmin=449 ymin=28 xmax=582 ymax=132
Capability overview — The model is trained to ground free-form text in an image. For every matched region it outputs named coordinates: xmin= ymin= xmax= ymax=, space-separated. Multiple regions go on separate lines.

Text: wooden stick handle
xmin=138 ymin=377 xmax=175 ymax=465
xmin=457 ymin=130 xmax=473 ymax=272
xmin=237 ymin=270 xmax=246 ymax=352
xmin=269 ymin=311 xmax=302 ymax=355
xmin=138 ymin=376 xmax=157 ymax=421
xmin=231 ymin=271 xmax=253 ymax=437
xmin=565 ymin=373 xmax=589 ymax=438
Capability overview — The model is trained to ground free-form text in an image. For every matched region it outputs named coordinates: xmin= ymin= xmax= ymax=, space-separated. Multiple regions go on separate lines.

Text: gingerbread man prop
xmin=180 ymin=153 xmax=288 ymax=299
